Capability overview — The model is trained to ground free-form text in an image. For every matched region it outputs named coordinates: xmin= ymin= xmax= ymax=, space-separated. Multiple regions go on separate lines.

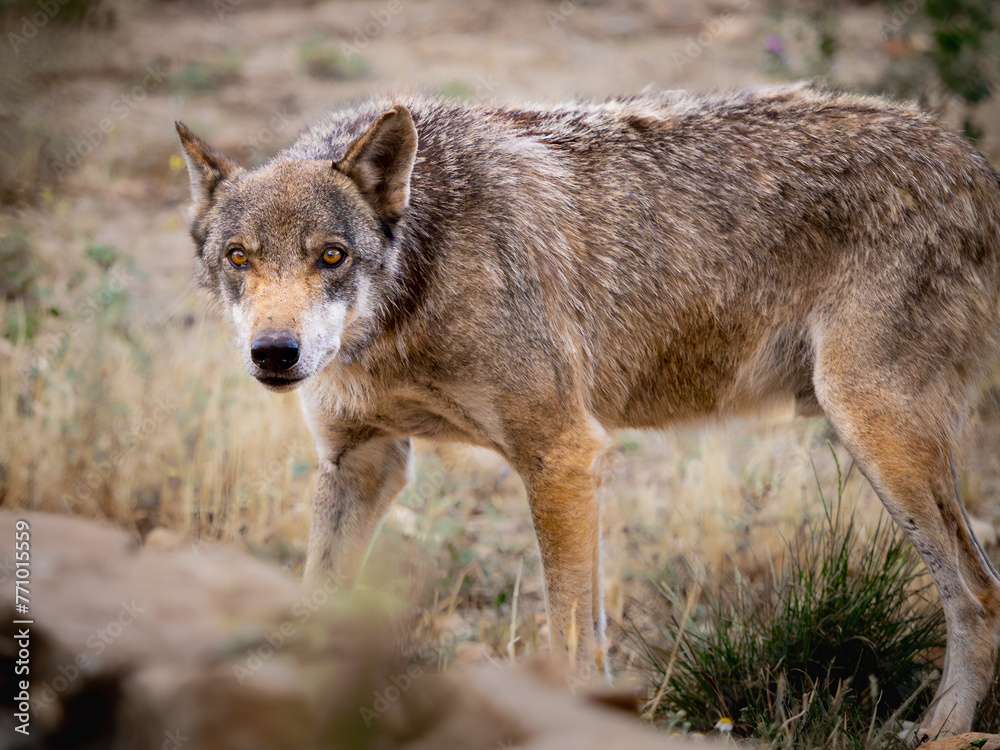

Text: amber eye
xmin=320 ymin=245 xmax=347 ymax=267
xmin=228 ymin=247 xmax=248 ymax=268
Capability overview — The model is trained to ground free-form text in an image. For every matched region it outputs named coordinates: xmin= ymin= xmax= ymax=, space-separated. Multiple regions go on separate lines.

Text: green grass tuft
xmin=299 ymin=35 xmax=370 ymax=81
xmin=634 ymin=450 xmax=946 ymax=749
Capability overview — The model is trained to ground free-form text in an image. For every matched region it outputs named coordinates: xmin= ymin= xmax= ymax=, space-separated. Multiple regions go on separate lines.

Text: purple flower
xmin=765 ymin=35 xmax=784 ymax=56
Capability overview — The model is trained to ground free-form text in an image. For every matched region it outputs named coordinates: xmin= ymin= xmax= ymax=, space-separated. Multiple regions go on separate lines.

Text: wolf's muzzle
xmin=251 ymin=331 xmax=300 ymax=372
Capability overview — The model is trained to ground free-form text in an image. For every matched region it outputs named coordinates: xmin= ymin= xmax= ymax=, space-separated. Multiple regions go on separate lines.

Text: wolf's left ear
xmin=175 ymin=121 xmax=242 ymax=209
xmin=335 ymin=105 xmax=417 ymax=223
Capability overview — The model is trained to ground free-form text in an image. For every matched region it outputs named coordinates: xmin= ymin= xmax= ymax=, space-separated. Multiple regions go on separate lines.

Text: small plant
xmin=880 ymin=0 xmax=998 ymax=139
xmin=634 ymin=451 xmax=945 ymax=749
xmin=923 ymin=0 xmax=998 ymax=106
xmin=170 ymin=55 xmax=242 ymax=96
xmin=768 ymin=0 xmax=998 ymax=141
xmin=762 ymin=0 xmax=841 ymax=79
xmin=439 ymin=80 xmax=475 ymax=101
xmin=84 ymin=243 xmax=119 ymax=271
xmin=1 ymin=224 xmax=44 ymax=343
xmin=299 ymin=35 xmax=369 ymax=81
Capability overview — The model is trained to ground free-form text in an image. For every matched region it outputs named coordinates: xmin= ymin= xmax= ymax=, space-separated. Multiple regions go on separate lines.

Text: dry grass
xmin=0 ymin=216 xmax=316 ymax=561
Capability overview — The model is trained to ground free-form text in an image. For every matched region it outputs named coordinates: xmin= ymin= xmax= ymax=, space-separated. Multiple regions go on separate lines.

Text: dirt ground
xmin=3 ymin=0 xmax=1000 ymax=694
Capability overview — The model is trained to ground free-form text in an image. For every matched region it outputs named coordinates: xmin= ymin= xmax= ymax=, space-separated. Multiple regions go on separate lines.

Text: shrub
xmin=634 ymin=453 xmax=945 ymax=749
xmin=1 ymin=223 xmax=44 ymax=343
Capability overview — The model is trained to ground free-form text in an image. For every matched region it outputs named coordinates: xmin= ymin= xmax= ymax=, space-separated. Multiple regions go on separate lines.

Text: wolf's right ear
xmin=335 ymin=106 xmax=417 ymax=223
xmin=175 ymin=121 xmax=241 ymax=209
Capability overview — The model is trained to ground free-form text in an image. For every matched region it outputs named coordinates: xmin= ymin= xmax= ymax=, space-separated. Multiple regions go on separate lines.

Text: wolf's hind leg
xmin=813 ymin=338 xmax=1000 ymax=740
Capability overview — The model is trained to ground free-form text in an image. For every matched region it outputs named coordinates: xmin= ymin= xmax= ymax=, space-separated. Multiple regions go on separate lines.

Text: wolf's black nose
xmin=251 ymin=332 xmax=300 ymax=372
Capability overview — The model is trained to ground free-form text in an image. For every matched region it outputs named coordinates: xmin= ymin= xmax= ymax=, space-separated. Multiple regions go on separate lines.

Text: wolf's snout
xmin=251 ymin=331 xmax=300 ymax=372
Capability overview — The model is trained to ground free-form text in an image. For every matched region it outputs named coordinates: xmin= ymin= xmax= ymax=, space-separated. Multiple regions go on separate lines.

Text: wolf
xmin=177 ymin=83 xmax=1000 ymax=739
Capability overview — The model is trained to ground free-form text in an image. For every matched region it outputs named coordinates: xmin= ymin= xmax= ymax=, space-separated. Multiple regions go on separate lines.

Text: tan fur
xmin=177 ymin=83 xmax=1000 ymax=739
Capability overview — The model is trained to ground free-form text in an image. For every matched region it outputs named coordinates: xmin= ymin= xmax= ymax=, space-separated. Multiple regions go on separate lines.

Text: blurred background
xmin=1 ymin=0 xmax=1000 ymax=739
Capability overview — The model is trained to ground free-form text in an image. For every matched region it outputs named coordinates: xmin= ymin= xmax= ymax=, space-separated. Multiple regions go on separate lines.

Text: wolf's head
xmin=176 ymin=106 xmax=417 ymax=392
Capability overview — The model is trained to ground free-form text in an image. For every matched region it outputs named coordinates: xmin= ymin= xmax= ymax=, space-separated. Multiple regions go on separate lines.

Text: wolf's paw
xmin=897 ymin=720 xmax=929 ymax=747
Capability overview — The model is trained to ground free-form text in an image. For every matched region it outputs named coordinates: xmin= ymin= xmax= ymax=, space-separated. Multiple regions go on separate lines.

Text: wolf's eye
xmin=228 ymin=247 xmax=248 ymax=268
xmin=320 ymin=245 xmax=347 ymax=268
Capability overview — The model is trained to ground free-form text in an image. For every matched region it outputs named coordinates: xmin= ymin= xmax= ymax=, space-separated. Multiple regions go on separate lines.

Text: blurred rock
xmin=919 ymin=733 xmax=1000 ymax=750
xmin=0 ymin=511 xmax=705 ymax=749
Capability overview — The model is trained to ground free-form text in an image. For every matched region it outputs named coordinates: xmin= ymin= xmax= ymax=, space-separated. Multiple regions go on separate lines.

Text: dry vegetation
xmin=2 ymin=0 xmax=1000 ymax=744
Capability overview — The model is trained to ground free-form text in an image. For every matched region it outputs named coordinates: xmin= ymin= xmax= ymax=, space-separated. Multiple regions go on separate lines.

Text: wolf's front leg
xmin=512 ymin=420 xmax=608 ymax=672
xmin=304 ymin=434 xmax=412 ymax=587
